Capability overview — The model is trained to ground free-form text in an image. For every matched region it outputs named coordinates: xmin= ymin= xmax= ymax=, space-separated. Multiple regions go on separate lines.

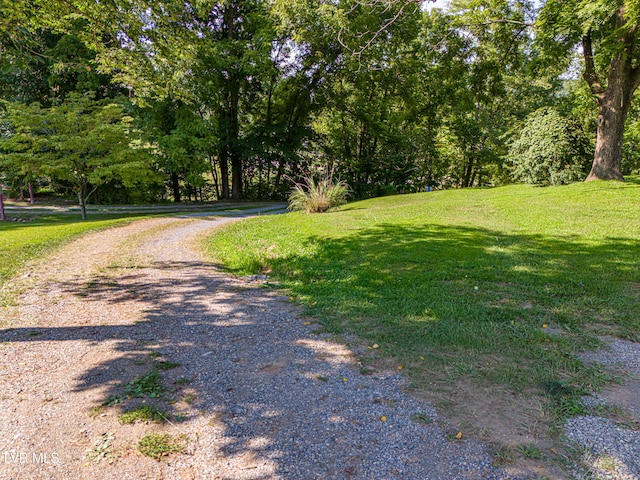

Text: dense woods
xmin=1 ymin=0 xmax=639 ymax=205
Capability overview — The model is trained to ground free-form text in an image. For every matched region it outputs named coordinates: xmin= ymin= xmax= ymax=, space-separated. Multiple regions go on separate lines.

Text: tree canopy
xmin=1 ymin=0 xmax=638 ymax=211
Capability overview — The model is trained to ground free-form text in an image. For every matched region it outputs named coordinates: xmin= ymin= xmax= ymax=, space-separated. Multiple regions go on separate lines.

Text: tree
xmin=538 ymin=0 xmax=640 ymax=180
xmin=508 ymin=108 xmax=593 ymax=185
xmin=1 ymin=93 xmax=159 ymax=219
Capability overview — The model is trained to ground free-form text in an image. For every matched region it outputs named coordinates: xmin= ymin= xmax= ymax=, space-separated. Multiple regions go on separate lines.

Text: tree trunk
xmin=219 ymin=150 xmax=230 ymax=199
xmin=582 ymin=14 xmax=640 ymax=181
xmin=222 ymin=1 xmax=242 ymax=200
xmin=231 ymin=155 xmax=242 ymax=200
xmin=228 ymin=80 xmax=242 ymax=200
xmin=78 ymin=191 xmax=87 ymax=221
xmin=207 ymin=154 xmax=221 ymax=200
xmin=28 ymin=182 xmax=34 ymax=205
xmin=0 ymin=188 xmax=6 ymax=221
xmin=171 ymin=172 xmax=181 ymax=202
xmin=587 ymin=92 xmax=629 ymax=181
xmin=462 ymin=156 xmax=474 ymax=188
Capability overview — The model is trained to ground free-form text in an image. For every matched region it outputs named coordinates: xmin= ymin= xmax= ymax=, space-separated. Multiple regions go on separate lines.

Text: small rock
xmin=231 ymin=405 xmax=244 ymax=416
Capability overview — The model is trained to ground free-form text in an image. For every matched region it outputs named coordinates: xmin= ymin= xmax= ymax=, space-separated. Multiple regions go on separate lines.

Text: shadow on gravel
xmin=0 ymin=257 xmax=501 ymax=478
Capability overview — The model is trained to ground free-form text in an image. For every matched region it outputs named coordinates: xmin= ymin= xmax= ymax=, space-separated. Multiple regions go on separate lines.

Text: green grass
xmin=137 ymin=433 xmax=186 ymax=460
xmin=205 ymin=179 xmax=640 ymax=429
xmin=0 ymin=213 xmax=146 ymax=286
xmin=118 ymin=405 xmax=166 ymax=425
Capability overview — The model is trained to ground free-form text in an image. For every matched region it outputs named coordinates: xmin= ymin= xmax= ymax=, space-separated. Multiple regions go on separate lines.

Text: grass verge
xmin=0 ymin=213 xmax=148 ymax=287
xmin=205 ymin=179 xmax=640 ymax=456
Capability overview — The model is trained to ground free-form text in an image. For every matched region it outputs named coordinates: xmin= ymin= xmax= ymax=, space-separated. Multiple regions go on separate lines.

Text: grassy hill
xmin=206 ymin=179 xmax=640 ymax=453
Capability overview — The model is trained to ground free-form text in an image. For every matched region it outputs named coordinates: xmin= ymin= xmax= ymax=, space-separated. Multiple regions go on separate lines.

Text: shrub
xmin=288 ymin=175 xmax=348 ymax=213
xmin=508 ymin=108 xmax=593 ymax=185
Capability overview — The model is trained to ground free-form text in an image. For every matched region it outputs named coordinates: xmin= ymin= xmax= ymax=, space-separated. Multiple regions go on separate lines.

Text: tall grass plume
xmin=288 ymin=175 xmax=348 ymax=213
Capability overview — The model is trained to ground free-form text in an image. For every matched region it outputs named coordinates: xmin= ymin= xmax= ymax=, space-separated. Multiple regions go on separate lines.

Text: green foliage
xmin=118 ymin=405 xmax=166 ymax=425
xmin=137 ymin=433 xmax=186 ymax=460
xmin=2 ymin=0 xmax=636 ymax=197
xmin=508 ymin=108 xmax=593 ymax=185
xmin=0 ymin=93 xmax=161 ymax=215
xmin=288 ymin=175 xmax=348 ymax=213
xmin=123 ymin=371 xmax=163 ymax=398
xmin=623 ymin=92 xmax=640 ymax=175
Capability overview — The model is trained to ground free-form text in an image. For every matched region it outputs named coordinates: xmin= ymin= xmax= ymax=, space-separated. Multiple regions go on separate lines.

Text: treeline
xmin=1 ymin=0 xmax=639 ymax=209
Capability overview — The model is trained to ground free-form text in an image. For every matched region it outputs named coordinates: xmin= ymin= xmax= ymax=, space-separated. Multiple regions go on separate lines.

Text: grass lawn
xmin=0 ymin=214 xmax=147 ymax=287
xmin=206 ymin=179 xmax=640 ymax=450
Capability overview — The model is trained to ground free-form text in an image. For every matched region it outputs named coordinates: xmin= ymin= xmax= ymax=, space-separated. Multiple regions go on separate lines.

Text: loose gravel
xmin=0 ymin=212 xmax=531 ymax=479
xmin=568 ymin=338 xmax=640 ymax=480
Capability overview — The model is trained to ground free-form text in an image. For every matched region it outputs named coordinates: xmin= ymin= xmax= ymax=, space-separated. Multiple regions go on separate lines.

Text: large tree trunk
xmin=587 ymin=90 xmax=630 ymax=181
xmin=231 ymin=154 xmax=242 ymax=200
xmin=582 ymin=12 xmax=640 ymax=181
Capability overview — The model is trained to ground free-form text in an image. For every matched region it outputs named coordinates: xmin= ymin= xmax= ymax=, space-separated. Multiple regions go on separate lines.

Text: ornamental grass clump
xmin=288 ymin=175 xmax=348 ymax=213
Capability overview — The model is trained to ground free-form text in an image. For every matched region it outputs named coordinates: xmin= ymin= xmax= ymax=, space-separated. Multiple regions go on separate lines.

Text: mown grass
xmin=0 ymin=214 xmax=147 ymax=286
xmin=205 ymin=179 xmax=640 ymax=438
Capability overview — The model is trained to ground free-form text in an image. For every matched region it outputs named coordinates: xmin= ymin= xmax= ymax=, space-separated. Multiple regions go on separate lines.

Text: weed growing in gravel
xmin=123 ymin=371 xmax=163 ymax=398
xmin=175 ymin=376 xmax=192 ymax=385
xmin=517 ymin=444 xmax=544 ymax=459
xmin=138 ymin=433 xmax=186 ymax=460
xmin=103 ymin=395 xmax=123 ymax=406
xmin=490 ymin=444 xmax=515 ymax=466
xmin=88 ymin=406 xmax=104 ymax=418
xmin=118 ymin=405 xmax=166 ymax=424
xmin=154 ymin=360 xmax=180 ymax=370
xmin=85 ymin=432 xmax=118 ymax=464
xmin=173 ymin=412 xmax=187 ymax=422
xmin=410 ymin=412 xmax=433 ymax=425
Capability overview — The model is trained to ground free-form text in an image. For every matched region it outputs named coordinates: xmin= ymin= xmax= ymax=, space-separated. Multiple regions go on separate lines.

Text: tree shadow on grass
xmin=261 ymin=222 xmax=640 ymax=389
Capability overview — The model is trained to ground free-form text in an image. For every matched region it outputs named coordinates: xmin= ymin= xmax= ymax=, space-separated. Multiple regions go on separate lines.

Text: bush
xmin=288 ymin=175 xmax=349 ymax=213
xmin=508 ymin=108 xmax=593 ymax=185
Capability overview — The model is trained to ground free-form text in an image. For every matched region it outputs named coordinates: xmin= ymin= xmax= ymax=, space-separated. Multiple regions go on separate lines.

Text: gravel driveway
xmin=0 ymin=213 xmax=538 ymax=479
